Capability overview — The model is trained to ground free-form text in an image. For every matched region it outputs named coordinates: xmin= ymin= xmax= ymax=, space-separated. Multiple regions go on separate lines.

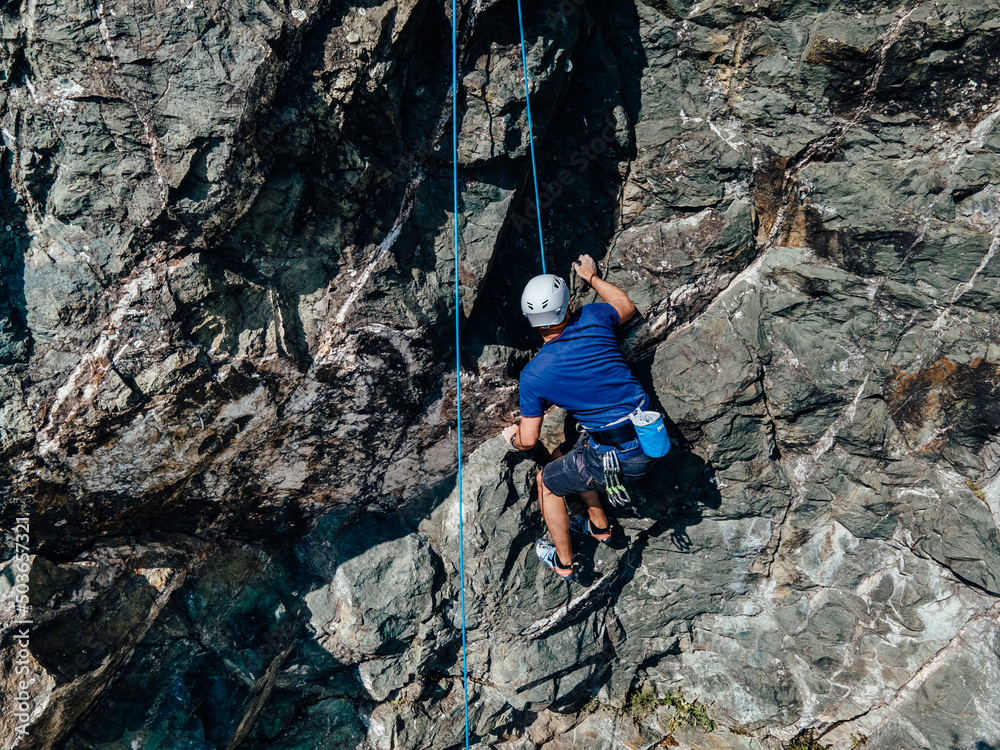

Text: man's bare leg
xmin=537 ymin=469 xmax=573 ymax=566
xmin=579 ymin=489 xmax=609 ymax=530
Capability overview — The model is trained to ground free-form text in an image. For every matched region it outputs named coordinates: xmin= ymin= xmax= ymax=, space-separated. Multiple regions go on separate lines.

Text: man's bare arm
xmin=572 ymin=254 xmax=636 ymax=323
xmin=503 ymin=416 xmax=543 ymax=450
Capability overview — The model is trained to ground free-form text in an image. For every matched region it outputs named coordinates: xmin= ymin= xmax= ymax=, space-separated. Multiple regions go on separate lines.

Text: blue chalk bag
xmin=630 ymin=410 xmax=671 ymax=458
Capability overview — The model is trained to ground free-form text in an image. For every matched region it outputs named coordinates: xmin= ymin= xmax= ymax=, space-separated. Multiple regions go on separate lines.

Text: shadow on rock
xmin=0 ymin=148 xmax=31 ymax=370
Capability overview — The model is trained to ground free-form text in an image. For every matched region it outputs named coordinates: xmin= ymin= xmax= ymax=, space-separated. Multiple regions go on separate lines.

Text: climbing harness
xmin=575 ymin=419 xmax=635 ymax=506
xmin=451 ymin=0 xmax=470 ymax=746
xmin=601 ymin=449 xmax=633 ymax=507
xmin=585 ymin=404 xmax=667 ymax=505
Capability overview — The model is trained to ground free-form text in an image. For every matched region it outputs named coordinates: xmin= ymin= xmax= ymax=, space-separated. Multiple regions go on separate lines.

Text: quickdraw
xmin=601 ymin=449 xmax=633 ymax=507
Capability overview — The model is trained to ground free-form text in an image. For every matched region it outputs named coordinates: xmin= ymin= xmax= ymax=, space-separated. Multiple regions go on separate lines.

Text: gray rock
xmin=3 ymin=0 xmax=1000 ymax=748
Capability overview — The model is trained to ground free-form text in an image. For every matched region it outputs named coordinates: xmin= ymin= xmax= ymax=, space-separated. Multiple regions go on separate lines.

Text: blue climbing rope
xmin=451 ymin=3 xmax=548 ymax=744
xmin=516 ymin=0 xmax=547 ymax=274
xmin=451 ymin=0 xmax=471 ymax=747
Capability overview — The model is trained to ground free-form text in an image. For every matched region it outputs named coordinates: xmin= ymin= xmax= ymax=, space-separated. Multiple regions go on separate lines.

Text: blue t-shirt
xmin=518 ymin=303 xmax=649 ymax=430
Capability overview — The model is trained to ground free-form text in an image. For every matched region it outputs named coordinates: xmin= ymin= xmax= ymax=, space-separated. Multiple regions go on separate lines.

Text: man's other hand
xmin=572 ymin=254 xmax=598 ymax=284
xmin=503 ymin=424 xmax=518 ymax=448
xmin=504 ymin=416 xmax=541 ymax=450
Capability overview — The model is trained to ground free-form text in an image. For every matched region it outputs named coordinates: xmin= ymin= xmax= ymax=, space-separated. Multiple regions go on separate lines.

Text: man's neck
xmin=540 ymin=322 xmax=569 ymax=343
xmin=538 ymin=302 xmax=574 ymax=343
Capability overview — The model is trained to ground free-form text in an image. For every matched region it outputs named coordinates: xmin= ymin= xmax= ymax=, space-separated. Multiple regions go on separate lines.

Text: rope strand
xmin=451 ymin=0 xmax=471 ymax=747
xmin=450 ymin=4 xmax=548 ymax=745
xmin=516 ymin=0 xmax=547 ymax=274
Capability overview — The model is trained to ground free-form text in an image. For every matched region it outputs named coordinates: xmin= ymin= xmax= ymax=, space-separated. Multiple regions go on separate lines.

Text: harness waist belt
xmin=589 ymin=419 xmax=638 ymax=447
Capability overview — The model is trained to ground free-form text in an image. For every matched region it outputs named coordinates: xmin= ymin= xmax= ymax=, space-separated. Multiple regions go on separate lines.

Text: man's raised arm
xmin=572 ymin=254 xmax=636 ymax=324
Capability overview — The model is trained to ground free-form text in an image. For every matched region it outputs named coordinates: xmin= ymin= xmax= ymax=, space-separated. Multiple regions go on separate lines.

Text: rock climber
xmin=503 ymin=254 xmax=667 ymax=579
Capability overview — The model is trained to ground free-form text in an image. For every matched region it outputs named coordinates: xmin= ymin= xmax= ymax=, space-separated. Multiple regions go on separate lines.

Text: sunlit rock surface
xmin=2 ymin=0 xmax=1000 ymax=747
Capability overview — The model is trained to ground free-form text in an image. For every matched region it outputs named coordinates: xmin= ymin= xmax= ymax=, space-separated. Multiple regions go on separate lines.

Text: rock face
xmin=2 ymin=0 xmax=1000 ymax=747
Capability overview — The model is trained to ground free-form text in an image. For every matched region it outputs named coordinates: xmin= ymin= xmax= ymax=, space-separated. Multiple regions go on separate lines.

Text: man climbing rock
xmin=503 ymin=254 xmax=667 ymax=579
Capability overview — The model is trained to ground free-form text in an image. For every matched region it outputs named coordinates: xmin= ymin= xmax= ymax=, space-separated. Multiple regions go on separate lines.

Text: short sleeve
xmin=518 ymin=369 xmax=547 ymax=418
xmin=587 ymin=302 xmax=620 ymax=327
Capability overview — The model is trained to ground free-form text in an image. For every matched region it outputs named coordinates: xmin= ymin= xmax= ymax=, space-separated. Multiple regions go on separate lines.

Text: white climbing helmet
xmin=521 ymin=274 xmax=570 ymax=327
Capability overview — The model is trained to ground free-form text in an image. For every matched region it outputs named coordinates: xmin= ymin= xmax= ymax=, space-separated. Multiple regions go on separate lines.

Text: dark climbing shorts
xmin=541 ymin=431 xmax=657 ymax=498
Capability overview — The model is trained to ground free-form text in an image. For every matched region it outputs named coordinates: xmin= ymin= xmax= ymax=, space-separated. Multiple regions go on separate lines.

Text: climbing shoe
xmin=535 ymin=538 xmax=577 ymax=579
xmin=569 ymin=514 xmax=613 ymax=544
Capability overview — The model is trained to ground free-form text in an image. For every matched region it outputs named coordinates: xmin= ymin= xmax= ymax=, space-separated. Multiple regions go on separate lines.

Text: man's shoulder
xmin=520 ymin=345 xmax=560 ymax=387
xmin=579 ymin=302 xmax=620 ymax=327
xmin=519 ymin=353 xmax=545 ymax=381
